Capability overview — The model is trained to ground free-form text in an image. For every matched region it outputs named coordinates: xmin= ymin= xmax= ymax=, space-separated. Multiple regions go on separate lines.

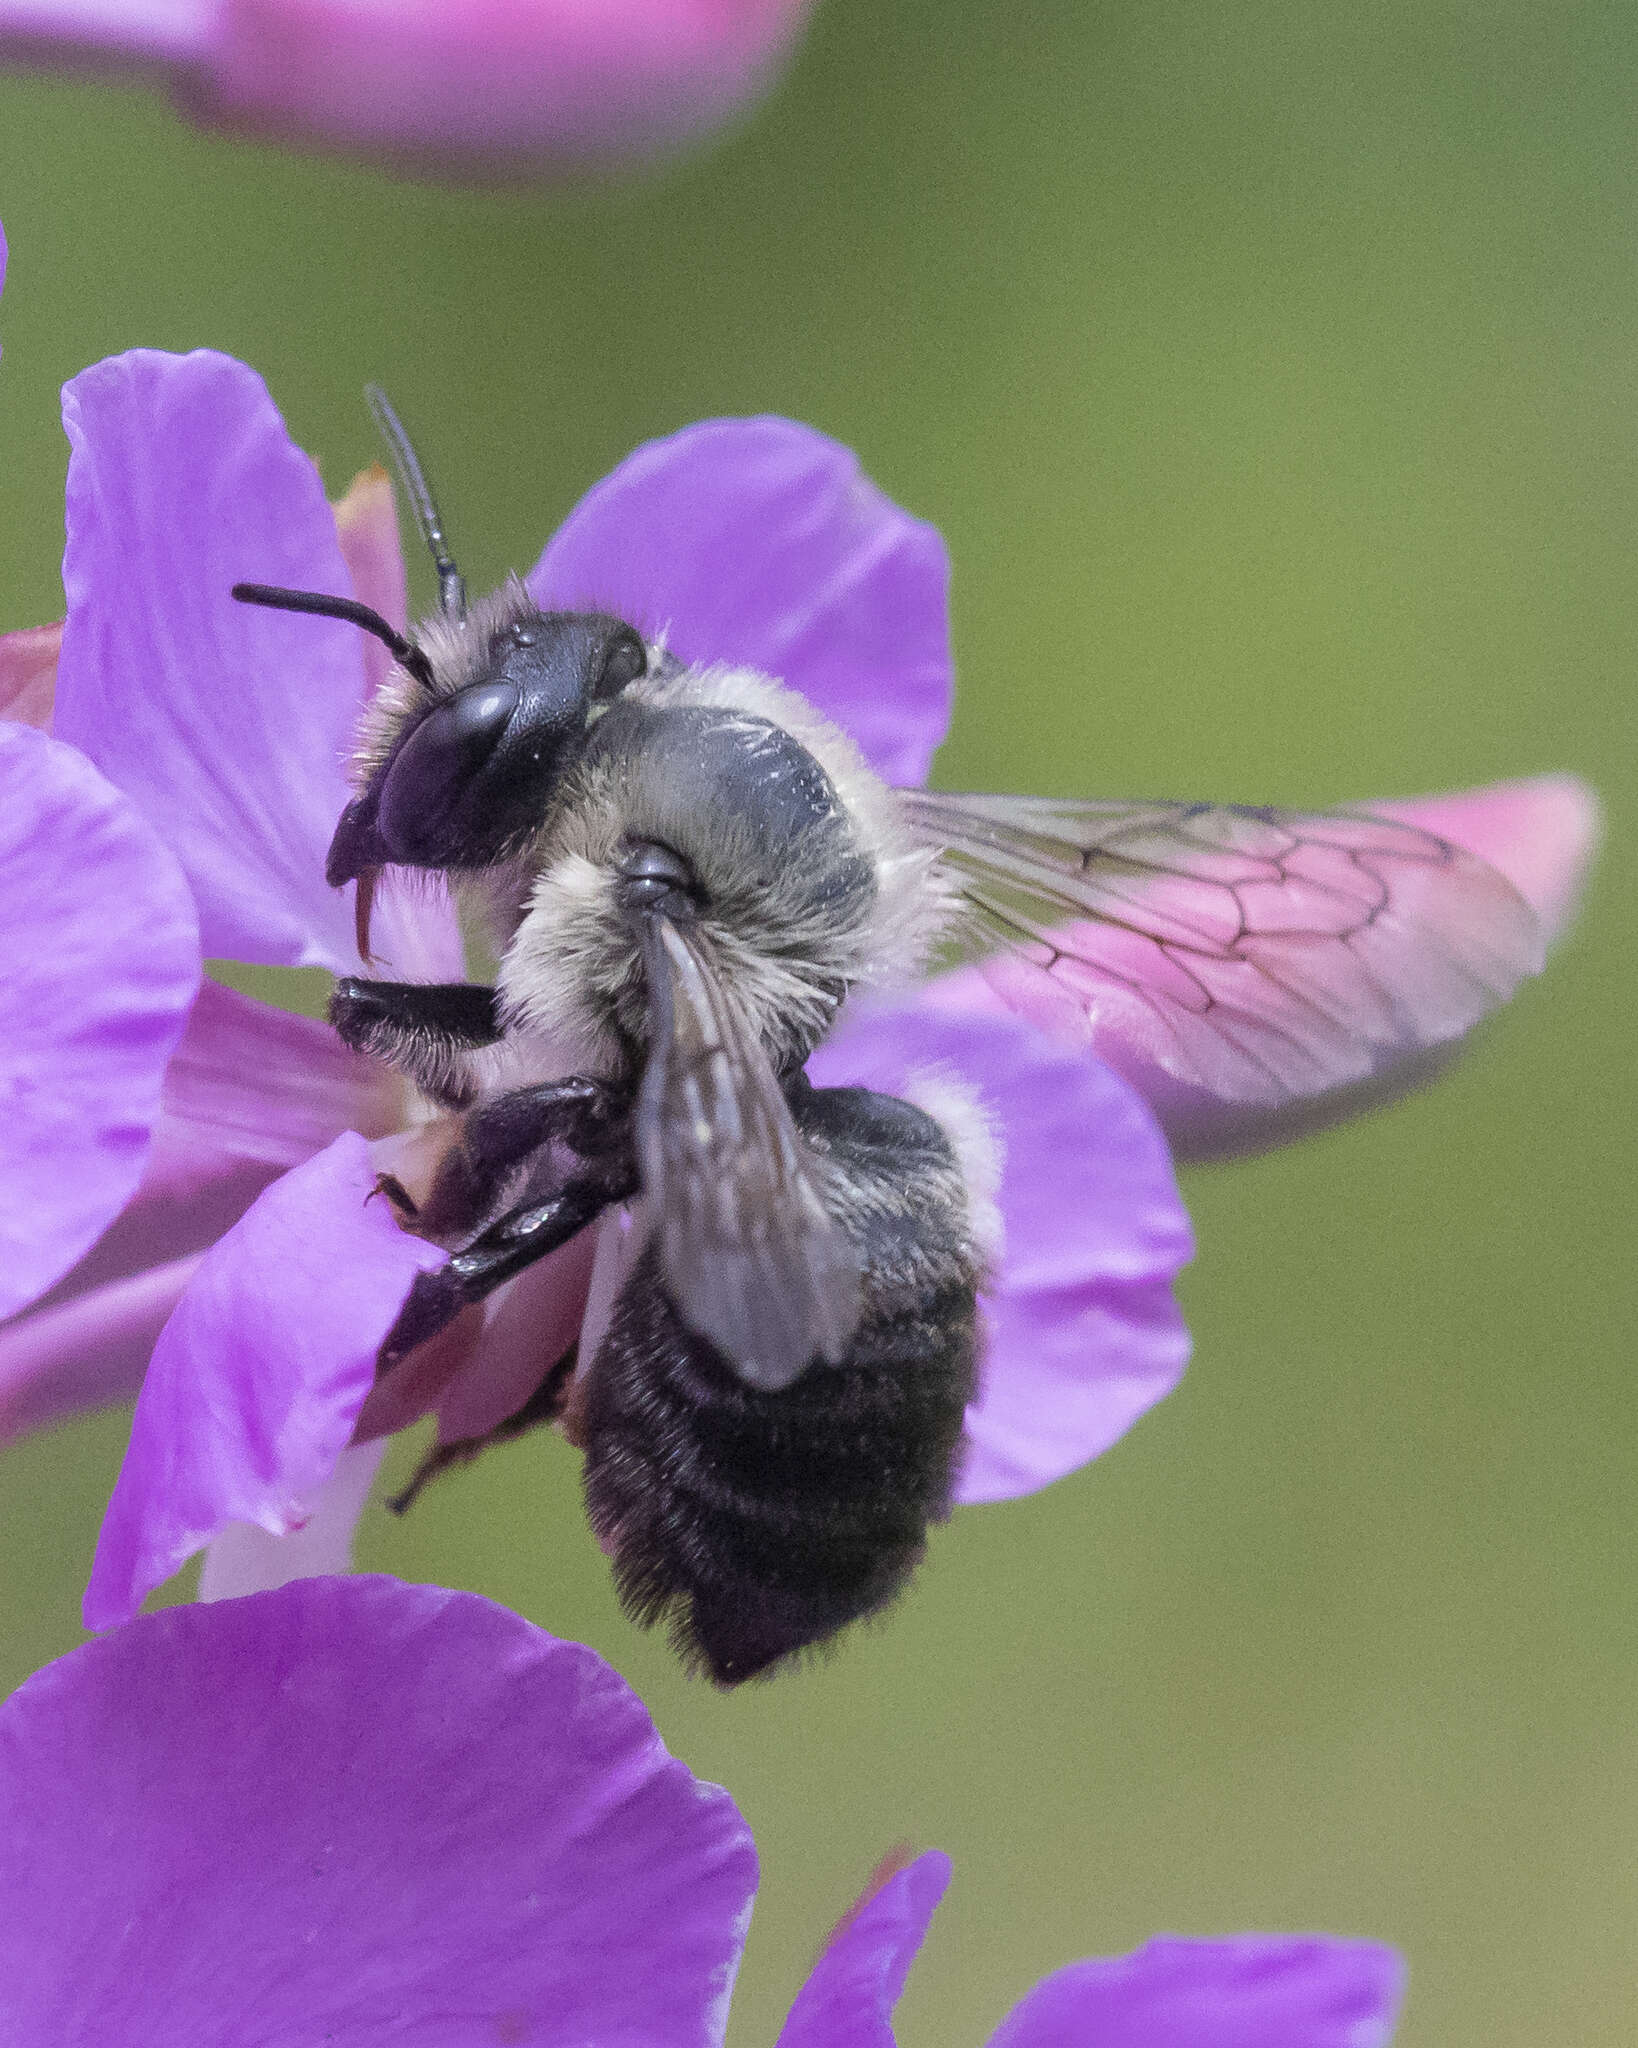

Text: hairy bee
xmin=233 ymin=391 xmax=1544 ymax=1683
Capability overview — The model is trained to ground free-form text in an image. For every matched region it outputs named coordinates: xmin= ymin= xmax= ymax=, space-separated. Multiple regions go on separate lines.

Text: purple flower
xmin=14 ymin=347 xmax=1185 ymax=1628
xmin=0 ymin=0 xmax=816 ymax=170
xmin=0 ymin=1571 xmax=1405 ymax=2046
xmin=1 ymin=370 xmax=440 ymax=1447
xmin=0 ymin=342 xmax=1592 ymax=1639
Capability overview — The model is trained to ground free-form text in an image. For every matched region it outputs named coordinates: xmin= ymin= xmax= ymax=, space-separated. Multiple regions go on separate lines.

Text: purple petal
xmin=0 ymin=4 xmax=199 ymax=64
xmin=0 ymin=722 xmax=200 ymax=1321
xmin=0 ymin=1253 xmax=198 ymax=1448
xmin=54 ymin=349 xmax=369 ymax=971
xmin=987 ymin=1935 xmax=1404 ymax=2048
xmin=197 ymin=1439 xmax=387 ymax=1601
xmin=159 ymin=976 xmax=404 ymax=1169
xmin=810 ymin=1002 xmax=1192 ymax=1504
xmin=2 ymin=1575 xmax=759 ymax=2043
xmin=778 ymin=1852 xmax=951 ymax=2048
xmin=531 ymin=417 xmax=951 ymax=786
xmin=0 ymin=984 xmax=402 ymax=1447
xmin=85 ymin=1132 xmax=446 ymax=1630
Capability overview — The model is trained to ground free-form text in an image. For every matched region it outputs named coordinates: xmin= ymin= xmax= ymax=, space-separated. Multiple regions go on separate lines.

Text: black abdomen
xmin=580 ymin=1084 xmax=982 ymax=1684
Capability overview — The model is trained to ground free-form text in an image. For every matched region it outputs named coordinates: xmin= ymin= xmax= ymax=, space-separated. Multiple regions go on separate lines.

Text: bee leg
xmin=378 ymin=1156 xmax=636 ymax=1371
xmin=386 ymin=1344 xmax=579 ymax=1514
xmin=329 ymin=978 xmax=503 ymax=1108
xmin=415 ymin=1076 xmax=634 ymax=1239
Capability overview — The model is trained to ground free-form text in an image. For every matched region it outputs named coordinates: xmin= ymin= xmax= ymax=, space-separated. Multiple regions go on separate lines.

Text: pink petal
xmin=433 ymin=1224 xmax=602 ymax=1444
xmin=0 ymin=723 xmax=200 ymax=1321
xmin=0 ymin=619 xmax=59 ymax=727
xmin=0 ymin=0 xmax=814 ymax=163
xmin=2 ymin=1576 xmax=759 ymax=2042
xmin=810 ymin=1003 xmax=1192 ymax=1505
xmin=778 ymin=1852 xmax=951 ymax=2048
xmin=531 ymin=417 xmax=951 ymax=787
xmin=85 ymin=1133 xmax=446 ymax=1630
xmin=987 ymin=1936 xmax=1404 ymax=2048
xmin=332 ymin=462 xmax=408 ymax=675
xmin=54 ymin=349 xmax=370 ymax=972
xmin=1370 ymin=774 xmax=1599 ymax=943
xmin=929 ymin=775 xmax=1602 ymax=1165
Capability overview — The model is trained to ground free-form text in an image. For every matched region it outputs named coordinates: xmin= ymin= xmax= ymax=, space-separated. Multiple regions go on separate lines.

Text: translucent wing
xmin=635 ymin=916 xmax=863 ymax=1393
xmin=903 ymin=790 xmax=1545 ymax=1109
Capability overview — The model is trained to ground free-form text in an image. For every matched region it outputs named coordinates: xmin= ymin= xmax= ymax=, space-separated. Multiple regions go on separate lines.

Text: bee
xmin=233 ymin=391 xmax=1543 ymax=1683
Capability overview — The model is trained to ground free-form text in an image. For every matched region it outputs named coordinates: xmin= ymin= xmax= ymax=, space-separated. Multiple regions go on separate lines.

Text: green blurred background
xmin=1 ymin=2 xmax=1633 ymax=2041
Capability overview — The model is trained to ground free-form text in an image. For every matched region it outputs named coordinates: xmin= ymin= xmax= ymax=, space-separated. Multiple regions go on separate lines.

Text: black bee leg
xmin=368 ymin=1172 xmax=420 ymax=1218
xmin=415 ymin=1076 xmax=634 ymax=1239
xmin=329 ymin=978 xmax=503 ymax=1108
xmin=386 ymin=1345 xmax=579 ymax=1514
xmin=378 ymin=1158 xmax=637 ymax=1372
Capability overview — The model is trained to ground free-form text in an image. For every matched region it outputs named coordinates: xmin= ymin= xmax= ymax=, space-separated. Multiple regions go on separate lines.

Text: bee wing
xmin=635 ymin=915 xmax=863 ymax=1393
xmin=903 ymin=790 xmax=1545 ymax=1108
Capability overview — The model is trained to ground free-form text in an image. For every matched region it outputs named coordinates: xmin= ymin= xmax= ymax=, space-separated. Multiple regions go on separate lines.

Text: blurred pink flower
xmin=0 ymin=0 xmax=816 ymax=169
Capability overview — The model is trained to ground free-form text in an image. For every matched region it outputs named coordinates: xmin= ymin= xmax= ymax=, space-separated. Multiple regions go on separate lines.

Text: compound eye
xmin=596 ymin=630 xmax=647 ymax=699
xmin=376 ymin=680 xmax=519 ymax=864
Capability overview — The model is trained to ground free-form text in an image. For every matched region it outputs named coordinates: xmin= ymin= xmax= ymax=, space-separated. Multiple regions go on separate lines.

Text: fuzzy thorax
xmin=495 ymin=663 xmax=956 ymax=1075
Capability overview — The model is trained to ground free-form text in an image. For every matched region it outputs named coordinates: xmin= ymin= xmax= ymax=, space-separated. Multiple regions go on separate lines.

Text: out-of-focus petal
xmin=0 ymin=0 xmax=814 ymax=166
xmin=811 ymin=1003 xmax=1192 ymax=1504
xmin=432 ymin=1223 xmax=601 ymax=1443
xmin=0 ymin=620 xmax=59 ymax=727
xmin=531 ymin=417 xmax=951 ymax=787
xmin=920 ymin=776 xmax=1602 ymax=1165
xmin=0 ymin=3 xmax=198 ymax=64
xmin=987 ymin=1935 xmax=1404 ymax=2048
xmin=332 ymin=462 xmax=408 ymax=678
xmin=0 ymin=723 xmax=200 ymax=1321
xmin=0 ymin=983 xmax=401 ymax=1447
xmin=0 ymin=1254 xmax=199 ymax=1448
xmin=54 ymin=349 xmax=367 ymax=972
xmin=1370 ymin=774 xmax=1599 ymax=944
xmin=160 ymin=976 xmax=403 ymax=1168
xmin=1 ymin=1575 xmax=759 ymax=2044
xmin=778 ymin=1852 xmax=951 ymax=2048
xmin=85 ymin=1132 xmax=446 ymax=1630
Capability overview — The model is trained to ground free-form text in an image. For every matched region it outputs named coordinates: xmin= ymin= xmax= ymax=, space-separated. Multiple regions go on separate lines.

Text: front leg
xmin=330 ymin=978 xmax=502 ymax=1108
xmin=379 ymin=1156 xmax=637 ymax=1371
xmin=416 ymin=1074 xmax=634 ymax=1238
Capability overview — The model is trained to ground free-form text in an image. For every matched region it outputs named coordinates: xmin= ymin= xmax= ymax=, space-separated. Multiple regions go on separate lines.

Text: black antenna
xmin=365 ymin=384 xmax=468 ymax=622
xmin=231 ymin=583 xmax=438 ymax=692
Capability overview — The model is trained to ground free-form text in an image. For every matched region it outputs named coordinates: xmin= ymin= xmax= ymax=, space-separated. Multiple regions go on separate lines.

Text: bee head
xmin=324 ymin=601 xmax=649 ymax=882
